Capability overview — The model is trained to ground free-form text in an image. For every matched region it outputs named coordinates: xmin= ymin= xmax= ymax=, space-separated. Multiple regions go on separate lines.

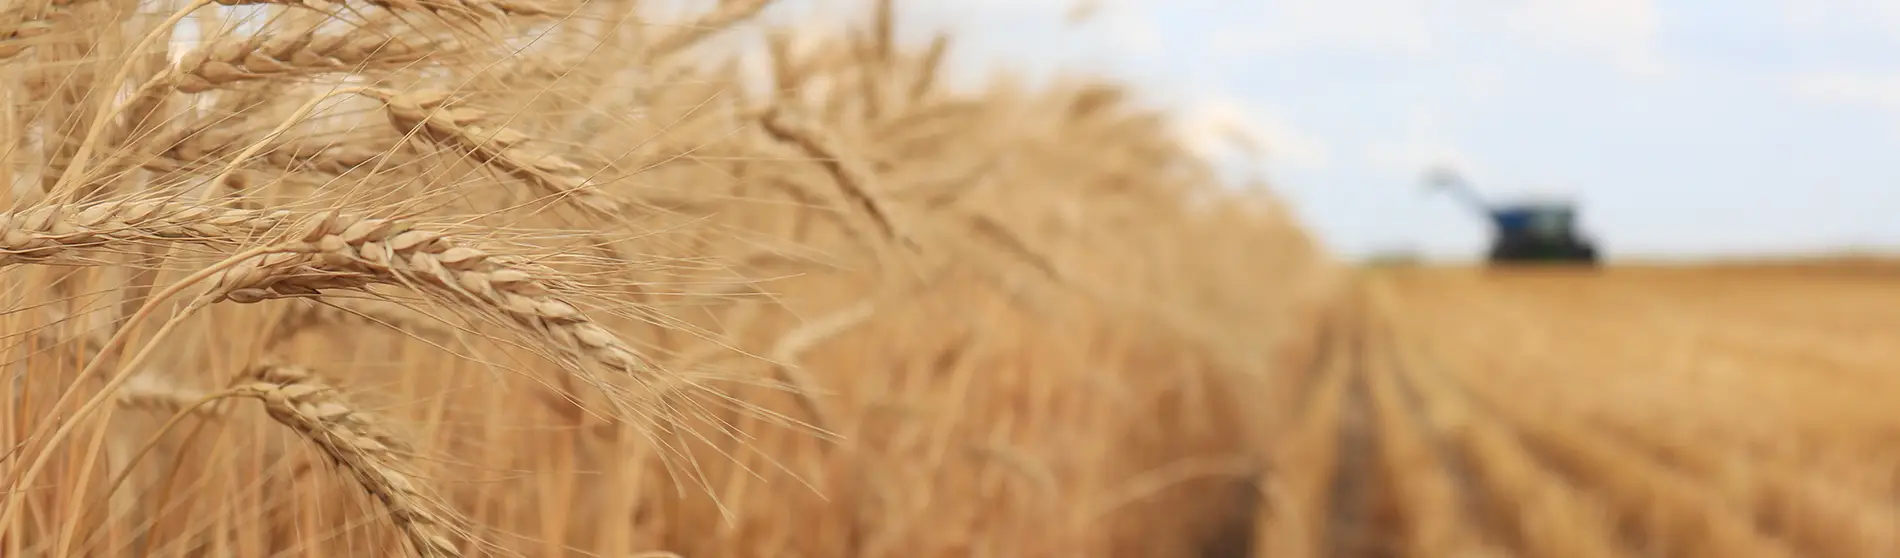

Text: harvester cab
xmin=1423 ymin=168 xmax=1601 ymax=265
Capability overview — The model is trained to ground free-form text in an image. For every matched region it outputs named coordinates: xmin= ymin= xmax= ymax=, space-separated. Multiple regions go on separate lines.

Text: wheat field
xmin=1 ymin=0 xmax=1893 ymax=556
xmin=0 ymin=0 xmax=1327 ymax=555
xmin=1263 ymin=265 xmax=1900 ymax=558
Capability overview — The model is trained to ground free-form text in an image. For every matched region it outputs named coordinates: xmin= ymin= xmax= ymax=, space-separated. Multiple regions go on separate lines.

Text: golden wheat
xmin=3 ymin=0 xmax=1318 ymax=556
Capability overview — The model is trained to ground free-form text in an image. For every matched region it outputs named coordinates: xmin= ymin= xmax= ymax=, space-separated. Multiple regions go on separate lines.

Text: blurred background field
xmin=2 ymin=1 xmax=1898 ymax=557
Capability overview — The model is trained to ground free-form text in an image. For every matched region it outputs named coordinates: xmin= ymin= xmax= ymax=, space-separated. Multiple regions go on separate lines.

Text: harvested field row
xmin=1382 ymin=268 xmax=1900 ymax=479
xmin=1269 ymin=268 xmax=1900 ymax=558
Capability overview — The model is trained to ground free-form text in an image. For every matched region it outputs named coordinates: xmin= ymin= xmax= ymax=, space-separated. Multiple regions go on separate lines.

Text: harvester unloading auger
xmin=1425 ymin=168 xmax=1601 ymax=265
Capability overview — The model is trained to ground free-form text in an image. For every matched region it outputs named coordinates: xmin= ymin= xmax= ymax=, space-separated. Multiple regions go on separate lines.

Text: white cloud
xmin=1505 ymin=0 xmax=1669 ymax=75
xmin=1205 ymin=0 xmax=1668 ymax=75
xmin=1366 ymin=109 xmax=1484 ymax=180
xmin=1092 ymin=6 xmax=1162 ymax=56
xmin=1456 ymin=65 xmax=1511 ymax=100
xmin=1779 ymin=0 xmax=1900 ymax=43
xmin=1789 ymin=70 xmax=1900 ymax=112
xmin=1510 ymin=0 xmax=1661 ymax=47
xmin=1174 ymin=97 xmax=1331 ymax=170
xmin=1369 ymin=139 xmax=1481 ymax=180
xmin=1211 ymin=0 xmax=1438 ymax=57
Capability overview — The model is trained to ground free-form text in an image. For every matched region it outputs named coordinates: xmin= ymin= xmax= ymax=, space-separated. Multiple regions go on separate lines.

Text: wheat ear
xmin=116 ymin=373 xmax=223 ymax=416
xmin=0 ymin=202 xmax=290 ymax=267
xmin=0 ymin=6 xmax=56 ymax=60
xmin=203 ymin=211 xmax=662 ymax=408
xmin=96 ymin=364 xmax=460 ymax=556
xmin=212 ymin=0 xmax=557 ymax=21
xmin=231 ymin=363 xmax=462 ymax=557
xmin=757 ymin=106 xmax=911 ymax=245
xmin=370 ymin=88 xmax=626 ymax=216
xmin=645 ymin=0 xmax=772 ymax=57
xmin=159 ymin=29 xmax=435 ymax=94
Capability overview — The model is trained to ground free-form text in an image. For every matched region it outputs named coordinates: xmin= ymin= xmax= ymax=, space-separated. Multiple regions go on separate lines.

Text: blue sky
xmin=764 ymin=0 xmax=1900 ymax=261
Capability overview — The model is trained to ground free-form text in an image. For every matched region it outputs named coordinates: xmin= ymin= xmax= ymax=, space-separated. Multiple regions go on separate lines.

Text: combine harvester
xmin=1425 ymin=168 xmax=1602 ymax=266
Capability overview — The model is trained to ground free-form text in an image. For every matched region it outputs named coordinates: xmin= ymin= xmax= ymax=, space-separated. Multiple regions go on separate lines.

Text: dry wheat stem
xmin=1 ymin=242 xmax=280 ymax=529
xmin=47 ymin=0 xmax=219 ymax=204
xmin=89 ymin=383 xmax=246 ymax=539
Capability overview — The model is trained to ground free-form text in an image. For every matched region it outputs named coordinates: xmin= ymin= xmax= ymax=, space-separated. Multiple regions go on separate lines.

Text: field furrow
xmin=1360 ymin=317 xmax=1504 ymax=558
xmin=1273 ymin=265 xmax=1900 ymax=558
xmin=1258 ymin=309 xmax=1355 ymax=558
xmin=1324 ymin=297 xmax=1395 ymax=558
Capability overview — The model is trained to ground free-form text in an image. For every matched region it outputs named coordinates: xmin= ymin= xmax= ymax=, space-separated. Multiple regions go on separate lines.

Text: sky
xmin=762 ymin=0 xmax=1900 ymax=261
